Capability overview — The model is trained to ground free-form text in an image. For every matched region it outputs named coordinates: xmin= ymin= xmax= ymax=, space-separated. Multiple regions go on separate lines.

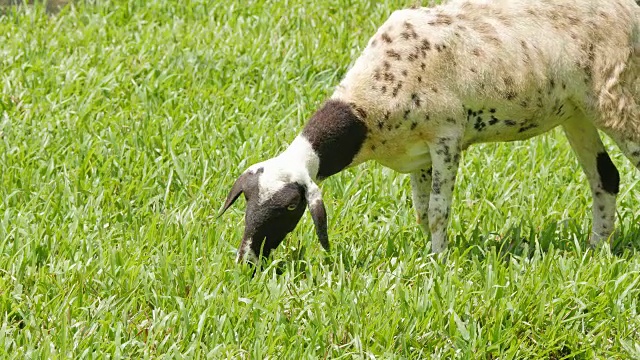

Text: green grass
xmin=1 ymin=0 xmax=639 ymax=358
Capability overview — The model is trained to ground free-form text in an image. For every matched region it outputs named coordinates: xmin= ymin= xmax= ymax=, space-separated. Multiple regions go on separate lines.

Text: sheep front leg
xmin=562 ymin=119 xmax=618 ymax=246
xmin=427 ymin=136 xmax=462 ymax=253
xmin=411 ymin=166 xmax=432 ymax=230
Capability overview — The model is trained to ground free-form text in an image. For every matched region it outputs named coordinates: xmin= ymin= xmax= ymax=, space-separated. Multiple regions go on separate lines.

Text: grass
xmin=1 ymin=0 xmax=639 ymax=358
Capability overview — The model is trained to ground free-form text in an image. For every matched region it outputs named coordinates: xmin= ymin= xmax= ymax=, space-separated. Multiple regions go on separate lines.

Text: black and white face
xmin=240 ymin=171 xmax=307 ymax=260
xmin=220 ymin=164 xmax=329 ymax=264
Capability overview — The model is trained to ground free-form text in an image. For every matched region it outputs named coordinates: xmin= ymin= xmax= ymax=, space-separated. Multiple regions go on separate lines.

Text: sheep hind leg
xmin=605 ymin=132 xmax=640 ymax=172
xmin=562 ymin=119 xmax=619 ymax=247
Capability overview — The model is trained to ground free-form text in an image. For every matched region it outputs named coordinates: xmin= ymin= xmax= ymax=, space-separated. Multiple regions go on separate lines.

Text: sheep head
xmin=220 ymin=161 xmax=329 ymax=263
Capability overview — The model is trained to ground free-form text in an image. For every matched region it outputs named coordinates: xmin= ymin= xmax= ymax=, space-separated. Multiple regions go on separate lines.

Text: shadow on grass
xmin=249 ymin=218 xmax=640 ymax=275
xmin=476 ymin=219 xmax=640 ymax=262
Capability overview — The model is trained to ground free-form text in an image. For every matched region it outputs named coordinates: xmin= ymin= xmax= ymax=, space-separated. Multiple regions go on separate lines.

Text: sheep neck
xmin=299 ymin=100 xmax=368 ymax=180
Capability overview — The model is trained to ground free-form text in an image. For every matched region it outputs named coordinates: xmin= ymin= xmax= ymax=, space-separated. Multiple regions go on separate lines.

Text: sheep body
xmin=333 ymin=0 xmax=640 ymax=174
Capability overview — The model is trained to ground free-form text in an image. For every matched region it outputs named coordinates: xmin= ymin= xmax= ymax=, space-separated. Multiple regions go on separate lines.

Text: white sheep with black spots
xmin=221 ymin=0 xmax=640 ymax=262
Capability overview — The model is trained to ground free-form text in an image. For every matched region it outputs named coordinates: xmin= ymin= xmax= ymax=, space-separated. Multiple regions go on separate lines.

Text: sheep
xmin=221 ymin=0 xmax=640 ymax=263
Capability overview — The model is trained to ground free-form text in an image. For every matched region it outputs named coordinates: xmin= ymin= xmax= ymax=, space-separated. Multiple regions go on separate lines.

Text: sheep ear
xmin=218 ymin=172 xmax=248 ymax=217
xmin=305 ymin=182 xmax=330 ymax=251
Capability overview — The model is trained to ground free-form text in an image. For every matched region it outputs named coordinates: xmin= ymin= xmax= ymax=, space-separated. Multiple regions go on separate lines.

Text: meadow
xmin=1 ymin=0 xmax=640 ymax=358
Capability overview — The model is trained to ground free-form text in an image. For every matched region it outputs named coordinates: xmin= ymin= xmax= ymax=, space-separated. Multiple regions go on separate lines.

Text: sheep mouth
xmin=236 ymin=236 xmax=260 ymax=264
xmin=236 ymin=234 xmax=286 ymax=264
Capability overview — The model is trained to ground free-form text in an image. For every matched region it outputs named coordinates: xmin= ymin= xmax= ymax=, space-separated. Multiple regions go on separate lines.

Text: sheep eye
xmin=287 ymin=203 xmax=297 ymax=211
